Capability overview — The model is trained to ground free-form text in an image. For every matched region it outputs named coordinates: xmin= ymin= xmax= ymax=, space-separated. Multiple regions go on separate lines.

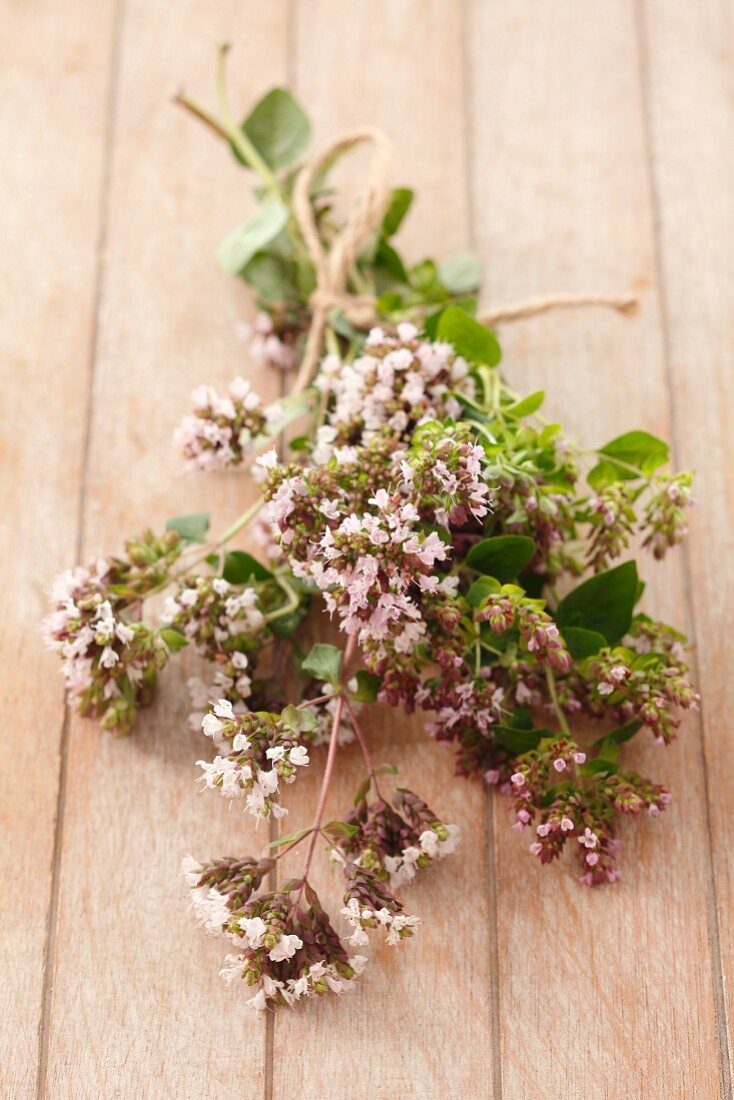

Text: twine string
xmin=290 ymin=125 xmax=637 ymax=392
xmin=291 ymin=127 xmax=394 ymax=394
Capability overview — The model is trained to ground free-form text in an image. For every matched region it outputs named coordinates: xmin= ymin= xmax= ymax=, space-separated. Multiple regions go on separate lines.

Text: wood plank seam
xmin=634 ymin=1 xmax=733 ymax=1094
xmin=34 ymin=2 xmax=127 ymax=1095
xmin=461 ymin=1 xmax=504 ymax=1096
xmin=265 ymin=6 xmax=299 ymax=1097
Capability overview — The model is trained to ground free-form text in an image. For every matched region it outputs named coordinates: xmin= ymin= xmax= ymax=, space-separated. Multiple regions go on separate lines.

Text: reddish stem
xmin=297 ymin=691 xmax=336 ymax=710
xmin=343 ymin=695 xmax=383 ymax=800
xmin=299 ymin=635 xmax=356 ymax=885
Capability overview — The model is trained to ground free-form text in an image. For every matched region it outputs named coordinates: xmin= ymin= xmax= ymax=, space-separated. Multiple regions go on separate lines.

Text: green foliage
xmin=302 ymin=643 xmax=342 ymax=685
xmin=218 ymin=201 xmax=289 ymax=276
xmin=352 ymin=670 xmax=381 ymax=703
xmin=241 ymin=251 xmax=301 ymax=303
xmin=269 ymin=826 xmax=313 ymax=849
xmin=436 ymin=305 xmax=501 ymax=367
xmin=381 ymin=188 xmax=414 ymax=237
xmin=588 ymin=430 xmax=669 ymax=488
xmin=466 ymin=535 xmax=535 ymax=581
xmin=438 ymin=251 xmax=482 ymax=295
xmin=241 ymin=88 xmax=312 ymax=169
xmin=555 ymin=561 xmax=638 ymax=644
xmin=222 ymin=551 xmax=273 ymax=584
xmin=466 ymin=576 xmax=501 ymax=607
xmin=562 ymin=627 xmax=607 ymax=659
xmin=159 ymin=627 xmax=188 ymax=652
xmin=166 ymin=512 xmax=210 ymax=543
xmin=593 ymin=719 xmax=643 ymax=747
xmin=502 ymin=390 xmax=545 ymax=418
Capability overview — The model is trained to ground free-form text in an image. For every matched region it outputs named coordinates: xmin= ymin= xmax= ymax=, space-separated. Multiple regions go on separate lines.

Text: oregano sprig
xmin=43 ymin=63 xmax=697 ymax=1012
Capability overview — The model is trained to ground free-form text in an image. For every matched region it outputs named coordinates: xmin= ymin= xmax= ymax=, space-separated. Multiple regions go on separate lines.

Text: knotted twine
xmin=291 ymin=126 xmax=637 ymax=394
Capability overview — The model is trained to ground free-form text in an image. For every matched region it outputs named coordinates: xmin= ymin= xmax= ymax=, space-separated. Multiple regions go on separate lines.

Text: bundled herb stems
xmin=43 ymin=51 xmax=697 ymax=1011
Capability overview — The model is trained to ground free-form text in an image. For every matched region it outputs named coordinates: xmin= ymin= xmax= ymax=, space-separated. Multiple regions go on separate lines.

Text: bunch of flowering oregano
xmin=43 ymin=61 xmax=698 ymax=1010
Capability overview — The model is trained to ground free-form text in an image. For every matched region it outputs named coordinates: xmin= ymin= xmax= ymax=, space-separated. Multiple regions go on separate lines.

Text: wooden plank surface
xmin=467 ymin=1 xmax=725 ymax=1096
xmin=41 ymin=4 xmax=288 ymax=1097
xmin=640 ymin=0 xmax=734 ymax=1085
xmin=0 ymin=2 xmax=118 ymax=1096
xmin=271 ymin=10 xmax=496 ymax=1099
xmin=2 ymin=1 xmax=731 ymax=1097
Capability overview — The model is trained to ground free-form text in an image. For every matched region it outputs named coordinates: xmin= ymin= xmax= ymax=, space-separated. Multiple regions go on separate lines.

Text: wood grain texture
xmin=640 ymin=0 xmax=734 ymax=1086
xmin=0 ymin=2 xmax=117 ymax=1096
xmin=6 ymin=0 xmax=732 ymax=1096
xmin=467 ymin=1 xmax=725 ymax=1096
xmin=270 ymin=4 xmax=496 ymax=1099
xmin=40 ymin=4 xmax=289 ymax=1097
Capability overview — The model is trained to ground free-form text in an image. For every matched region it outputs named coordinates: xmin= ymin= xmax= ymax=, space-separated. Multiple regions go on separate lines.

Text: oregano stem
xmin=545 ymin=664 xmax=571 ymax=736
xmin=215 ymin=44 xmax=282 ymax=200
xmin=299 ymin=635 xmax=357 ymax=884
xmin=343 ymin=695 xmax=383 ymax=800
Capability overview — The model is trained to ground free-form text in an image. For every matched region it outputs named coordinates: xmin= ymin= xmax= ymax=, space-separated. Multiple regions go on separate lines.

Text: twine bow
xmin=291 ymin=125 xmax=637 ymax=393
xmin=292 ymin=127 xmax=394 ymax=394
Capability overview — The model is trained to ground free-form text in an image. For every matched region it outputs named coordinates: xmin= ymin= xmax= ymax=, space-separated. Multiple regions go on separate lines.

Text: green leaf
xmin=595 ymin=736 xmax=621 ymax=761
xmin=581 ymin=757 xmax=619 ymax=777
xmin=562 ymin=627 xmax=607 ymax=659
xmin=466 ymin=535 xmax=535 ymax=581
xmin=352 ymin=671 xmax=381 ymax=703
xmin=322 ymin=820 xmax=359 ymax=841
xmin=586 ymin=459 xmax=619 ymax=489
xmin=166 ymin=512 xmax=210 ymax=543
xmin=222 ymin=551 xmax=273 ymax=585
xmin=269 ymin=826 xmax=313 ymax=849
xmin=503 ymin=390 xmax=545 ymax=419
xmin=160 ymin=627 xmax=188 ymax=653
xmin=494 ymin=725 xmax=550 ymax=754
xmin=504 ymin=707 xmax=534 ymax=730
xmin=594 ymin=718 xmax=643 ymax=746
xmin=377 ymin=290 xmax=404 ymax=316
xmin=242 ymin=88 xmax=311 ymax=169
xmin=240 ymin=251 xmax=299 ymax=302
xmin=374 ymin=240 xmax=409 ymax=284
xmin=302 ymin=643 xmax=342 ymax=685
xmin=381 ymin=188 xmax=414 ymax=237
xmin=436 ymin=305 xmax=501 ymax=367
xmin=438 ymin=251 xmax=482 ymax=294
xmin=466 ymin=576 xmax=501 ymax=608
xmin=423 ymin=299 xmax=478 ymax=339
xmin=555 ymin=561 xmax=638 ymax=645
xmin=377 ymin=763 xmax=399 ymax=776
xmin=588 ymin=430 xmax=670 ymax=487
xmin=217 ymin=201 xmax=289 ymax=276
xmin=353 ymin=776 xmax=372 ymax=806
xmin=279 ymin=704 xmax=317 ymax=734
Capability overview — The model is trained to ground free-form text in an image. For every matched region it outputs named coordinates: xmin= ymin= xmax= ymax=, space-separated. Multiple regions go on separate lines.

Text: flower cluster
xmin=43 ymin=72 xmax=703 ymax=1015
xmin=247 ymin=311 xmax=298 ymax=373
xmin=261 ymin=425 xmax=490 ymax=661
xmin=335 ymin=786 xmax=459 ymax=889
xmin=183 ymin=853 xmax=274 ymax=933
xmin=580 ymin=644 xmax=699 ymax=744
xmin=183 ymin=859 xmax=367 ymax=1010
xmin=162 ymin=575 xmax=266 ymax=655
xmin=197 ymin=701 xmax=312 ymax=819
xmin=477 ymin=585 xmax=572 ymax=673
xmin=341 ymin=862 xmax=420 ymax=946
xmin=42 ymin=530 xmax=182 ymax=733
xmin=313 ymin=323 xmax=475 ymax=453
xmin=585 ymin=483 xmax=637 ymax=571
xmin=510 ymin=736 xmax=671 ymax=884
xmin=174 ymin=377 xmax=280 ymax=472
xmin=642 ymin=473 xmax=694 ymax=559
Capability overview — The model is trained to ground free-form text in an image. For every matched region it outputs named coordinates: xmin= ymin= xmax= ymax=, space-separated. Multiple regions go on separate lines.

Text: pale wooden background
xmin=2 ymin=1 xmax=732 ymax=1097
